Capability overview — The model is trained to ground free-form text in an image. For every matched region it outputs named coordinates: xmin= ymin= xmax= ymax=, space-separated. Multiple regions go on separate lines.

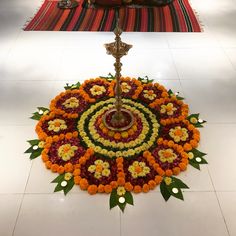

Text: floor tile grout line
xmin=206 ymin=166 xmax=231 ymax=236
xmin=12 ymin=161 xmax=33 ymax=236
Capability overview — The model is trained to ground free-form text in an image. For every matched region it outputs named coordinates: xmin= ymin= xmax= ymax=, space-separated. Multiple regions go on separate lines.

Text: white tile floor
xmin=0 ymin=0 xmax=236 ymax=235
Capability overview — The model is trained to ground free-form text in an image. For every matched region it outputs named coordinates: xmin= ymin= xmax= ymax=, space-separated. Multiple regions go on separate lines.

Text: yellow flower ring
xmin=77 ymin=98 xmax=159 ymax=158
xmin=28 ymin=76 xmax=206 ymax=208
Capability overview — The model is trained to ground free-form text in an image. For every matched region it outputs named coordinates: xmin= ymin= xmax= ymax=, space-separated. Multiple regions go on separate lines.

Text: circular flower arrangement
xmin=26 ymin=76 xmax=207 ymax=212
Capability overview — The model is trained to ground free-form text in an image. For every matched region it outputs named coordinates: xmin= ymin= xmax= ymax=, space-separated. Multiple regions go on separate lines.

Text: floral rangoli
xmin=25 ymin=75 xmax=207 ymax=211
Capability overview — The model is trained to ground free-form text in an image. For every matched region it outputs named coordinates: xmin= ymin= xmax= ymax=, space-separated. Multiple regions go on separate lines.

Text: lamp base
xmin=57 ymin=0 xmax=78 ymax=9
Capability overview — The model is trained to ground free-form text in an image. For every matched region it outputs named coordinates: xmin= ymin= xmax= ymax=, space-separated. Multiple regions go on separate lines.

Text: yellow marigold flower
xmin=160 ymin=103 xmax=177 ymax=116
xmin=48 ymin=119 xmax=67 ymax=133
xmin=143 ymin=89 xmax=156 ymax=100
xmin=88 ymin=165 xmax=96 ymax=173
xmin=64 ymin=172 xmax=73 ymax=181
xmin=102 ymin=169 xmax=110 ymax=177
xmin=128 ymin=161 xmax=150 ymax=179
xmin=117 ymin=186 xmax=126 ymax=196
xmin=188 ymin=152 xmax=194 ymax=159
xmin=121 ymin=82 xmax=131 ymax=93
xmin=190 ymin=117 xmax=198 ymax=124
xmin=58 ymin=144 xmax=78 ymax=161
xmin=169 ymin=126 xmax=189 ymax=143
xmin=158 ymin=149 xmax=177 ymax=164
xmin=90 ymin=85 xmax=106 ymax=96
xmin=164 ymin=177 xmax=172 ymax=186
xmin=62 ymin=97 xmax=79 ymax=109
xmin=38 ymin=141 xmax=45 ymax=148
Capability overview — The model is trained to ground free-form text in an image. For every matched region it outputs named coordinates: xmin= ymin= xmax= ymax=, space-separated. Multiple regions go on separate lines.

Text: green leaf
xmin=24 ymin=146 xmax=34 ymax=154
xmin=137 ymin=76 xmax=153 ymax=83
xmin=187 ymin=114 xmax=206 ymax=127
xmin=189 ymin=161 xmax=200 ymax=170
xmin=51 ymin=174 xmax=65 ymax=183
xmin=37 ymin=107 xmax=49 ymax=112
xmin=54 ymin=184 xmax=64 ymax=192
xmin=30 ymin=113 xmax=41 ymax=120
xmin=125 ymin=191 xmax=134 ymax=205
xmin=29 ymin=149 xmax=43 ymax=160
xmin=118 ymin=202 xmax=126 ymax=212
xmin=109 ymin=189 xmax=118 ymax=209
xmin=167 ymin=89 xmax=184 ymax=100
xmin=160 ymin=181 xmax=171 ymax=201
xmin=99 ymin=73 xmax=115 ymax=81
xmin=166 ymin=185 xmax=184 ymax=201
xmin=191 ymin=149 xmax=207 ymax=158
xmin=63 ymin=179 xmax=74 ymax=195
xmin=171 ymin=177 xmax=189 ymax=189
xmin=64 ymin=81 xmax=81 ymax=90
xmin=27 ymin=139 xmax=40 ymax=146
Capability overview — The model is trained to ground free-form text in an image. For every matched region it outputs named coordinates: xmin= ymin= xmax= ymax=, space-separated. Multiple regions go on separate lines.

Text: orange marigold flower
xmin=142 ymin=184 xmax=150 ymax=193
xmin=155 ymin=175 xmax=163 ymax=184
xmin=124 ymin=182 xmax=133 ymax=192
xmin=173 ymin=167 xmax=180 ymax=175
xmin=53 ymin=135 xmax=59 ymax=142
xmin=179 ymin=163 xmax=187 ymax=171
xmin=65 ymin=132 xmax=73 ymax=139
xmin=183 ymin=143 xmax=192 ymax=152
xmin=148 ymin=180 xmax=156 ymax=190
xmin=165 ymin=169 xmax=173 ymax=177
xmin=110 ymin=181 xmax=118 ymax=189
xmin=104 ymin=184 xmax=112 ymax=193
xmin=117 ymin=178 xmax=125 ymax=186
xmin=41 ymin=153 xmax=49 ymax=162
xmin=51 ymin=164 xmax=59 ymax=172
xmin=133 ymin=185 xmax=142 ymax=193
xmin=156 ymin=168 xmax=165 ymax=176
xmin=117 ymin=172 xmax=125 ymax=178
xmin=64 ymin=163 xmax=74 ymax=173
xmin=114 ymin=132 xmax=121 ymax=140
xmin=98 ymin=184 xmax=105 ymax=193
xmin=45 ymin=161 xmax=52 ymax=169
xmin=57 ymin=166 xmax=65 ymax=174
xmin=79 ymin=178 xmax=89 ymax=190
xmin=73 ymin=169 xmax=81 ymax=176
xmin=74 ymin=176 xmax=81 ymax=185
xmin=88 ymin=185 xmax=98 ymax=195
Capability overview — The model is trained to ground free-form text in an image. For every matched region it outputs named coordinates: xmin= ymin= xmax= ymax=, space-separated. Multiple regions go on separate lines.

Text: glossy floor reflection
xmin=0 ymin=0 xmax=236 ymax=235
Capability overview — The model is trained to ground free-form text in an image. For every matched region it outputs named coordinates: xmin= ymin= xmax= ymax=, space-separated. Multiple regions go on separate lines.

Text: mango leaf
xmin=161 ymin=177 xmax=188 ymax=201
xmin=25 ymin=139 xmax=43 ymax=160
xmin=109 ymin=189 xmax=133 ymax=212
xmin=99 ymin=73 xmax=115 ymax=81
xmin=27 ymin=139 xmax=40 ymax=146
xmin=166 ymin=184 xmax=184 ymax=201
xmin=64 ymin=81 xmax=81 ymax=90
xmin=110 ymin=189 xmax=118 ymax=209
xmin=29 ymin=149 xmax=43 ymax=160
xmin=125 ymin=191 xmax=134 ymax=205
xmin=51 ymin=174 xmax=65 ymax=183
xmin=187 ymin=114 xmax=206 ymax=127
xmin=63 ymin=179 xmax=74 ymax=195
xmin=137 ymin=76 xmax=153 ymax=84
xmin=191 ymin=149 xmax=207 ymax=158
xmin=160 ymin=181 xmax=171 ymax=201
xmin=189 ymin=155 xmax=208 ymax=170
xmin=189 ymin=161 xmax=200 ymax=170
xmin=52 ymin=174 xmax=74 ymax=195
xmin=171 ymin=177 xmax=189 ymax=189
xmin=118 ymin=202 xmax=126 ymax=212
xmin=167 ymin=89 xmax=184 ymax=100
xmin=30 ymin=107 xmax=49 ymax=120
